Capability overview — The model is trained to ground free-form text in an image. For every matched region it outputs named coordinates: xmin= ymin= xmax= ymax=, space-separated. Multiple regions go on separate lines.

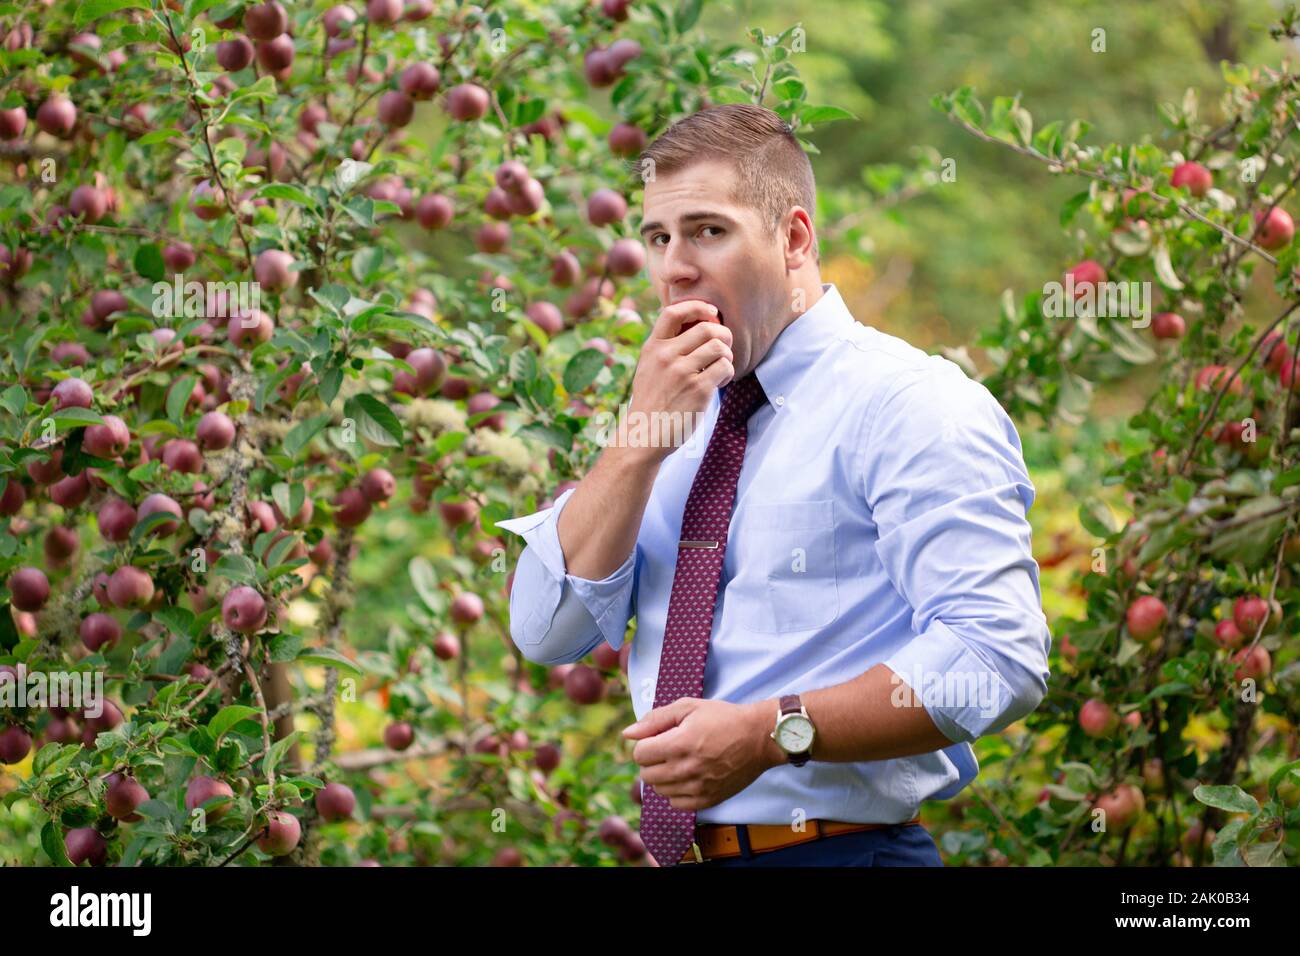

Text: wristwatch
xmin=770 ymin=694 xmax=816 ymax=767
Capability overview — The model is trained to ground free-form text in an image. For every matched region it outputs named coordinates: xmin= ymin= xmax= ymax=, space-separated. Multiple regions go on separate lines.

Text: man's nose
xmin=661 ymin=236 xmax=698 ymax=283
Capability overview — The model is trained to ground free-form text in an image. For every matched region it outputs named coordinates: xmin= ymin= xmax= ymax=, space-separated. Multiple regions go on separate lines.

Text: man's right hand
xmin=617 ymin=301 xmax=735 ymax=463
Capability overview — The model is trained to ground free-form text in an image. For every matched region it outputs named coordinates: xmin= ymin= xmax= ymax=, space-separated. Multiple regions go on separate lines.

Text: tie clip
xmin=678 ymin=539 xmax=720 ymax=549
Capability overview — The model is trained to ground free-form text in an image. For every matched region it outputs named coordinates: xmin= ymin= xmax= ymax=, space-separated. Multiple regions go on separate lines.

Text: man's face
xmin=640 ymin=159 xmax=789 ymax=379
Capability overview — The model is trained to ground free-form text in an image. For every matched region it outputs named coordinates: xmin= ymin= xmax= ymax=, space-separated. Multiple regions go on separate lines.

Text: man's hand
xmin=623 ymin=698 xmax=784 ymax=811
xmin=615 ymin=302 xmax=734 ymax=464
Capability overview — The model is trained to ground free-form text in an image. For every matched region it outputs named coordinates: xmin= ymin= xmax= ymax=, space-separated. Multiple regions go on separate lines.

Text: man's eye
xmin=652 ymin=227 xmax=722 ymax=246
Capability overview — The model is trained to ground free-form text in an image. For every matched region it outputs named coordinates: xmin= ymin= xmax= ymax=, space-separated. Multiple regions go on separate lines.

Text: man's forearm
xmin=557 ymin=445 xmax=662 ymax=581
xmin=745 ymin=663 xmax=957 ymax=771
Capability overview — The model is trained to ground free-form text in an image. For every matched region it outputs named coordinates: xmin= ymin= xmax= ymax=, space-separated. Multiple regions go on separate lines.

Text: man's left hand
xmin=623 ymin=698 xmax=781 ymax=811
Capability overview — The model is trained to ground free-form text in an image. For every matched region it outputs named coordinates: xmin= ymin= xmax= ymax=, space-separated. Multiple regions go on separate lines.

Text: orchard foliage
xmin=0 ymin=0 xmax=873 ymax=866
xmin=928 ymin=10 xmax=1300 ymax=866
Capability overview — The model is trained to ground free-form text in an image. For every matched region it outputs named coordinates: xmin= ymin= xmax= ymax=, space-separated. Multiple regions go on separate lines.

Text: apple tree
xmin=0 ymin=0 xmax=881 ymax=866
xmin=927 ymin=9 xmax=1300 ymax=866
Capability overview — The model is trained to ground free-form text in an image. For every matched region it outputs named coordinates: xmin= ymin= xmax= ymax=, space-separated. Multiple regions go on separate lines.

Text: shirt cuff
xmin=496 ymin=489 xmax=637 ymax=651
xmin=882 ymin=618 xmax=1019 ymax=744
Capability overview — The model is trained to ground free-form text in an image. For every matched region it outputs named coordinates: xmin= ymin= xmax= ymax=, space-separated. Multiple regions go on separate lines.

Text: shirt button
xmin=775 ymin=395 xmax=785 ymax=406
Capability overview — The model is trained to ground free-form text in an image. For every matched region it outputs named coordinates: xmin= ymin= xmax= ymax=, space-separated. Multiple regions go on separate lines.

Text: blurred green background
xmin=725 ymin=0 xmax=1280 ymax=347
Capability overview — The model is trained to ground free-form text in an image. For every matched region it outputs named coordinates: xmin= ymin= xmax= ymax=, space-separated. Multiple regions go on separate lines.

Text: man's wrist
xmin=750 ymin=699 xmax=788 ymax=770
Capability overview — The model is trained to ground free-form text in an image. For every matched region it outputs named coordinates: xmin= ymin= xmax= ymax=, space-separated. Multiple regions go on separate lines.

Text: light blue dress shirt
xmin=497 ymin=282 xmax=1051 ymax=826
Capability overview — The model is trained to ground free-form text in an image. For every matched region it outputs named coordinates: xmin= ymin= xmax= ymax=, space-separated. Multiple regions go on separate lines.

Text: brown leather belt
xmin=678 ymin=816 xmax=922 ymax=864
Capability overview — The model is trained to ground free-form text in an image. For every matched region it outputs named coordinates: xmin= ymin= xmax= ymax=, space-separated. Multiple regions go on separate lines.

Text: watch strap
xmin=776 ymin=693 xmax=812 ymax=766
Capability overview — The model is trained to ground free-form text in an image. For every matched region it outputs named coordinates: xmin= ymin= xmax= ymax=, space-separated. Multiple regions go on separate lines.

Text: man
xmin=498 ymin=103 xmax=1051 ymax=867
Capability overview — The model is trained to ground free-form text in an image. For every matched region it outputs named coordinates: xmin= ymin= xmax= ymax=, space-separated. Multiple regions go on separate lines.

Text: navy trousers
xmin=691 ymin=822 xmax=943 ymax=867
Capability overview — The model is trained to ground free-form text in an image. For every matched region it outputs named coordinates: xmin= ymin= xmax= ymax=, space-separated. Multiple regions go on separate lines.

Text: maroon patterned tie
xmin=639 ymin=371 xmax=768 ymax=868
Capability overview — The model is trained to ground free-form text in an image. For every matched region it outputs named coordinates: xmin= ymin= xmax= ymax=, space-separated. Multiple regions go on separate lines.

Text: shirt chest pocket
xmin=733 ymin=499 xmax=839 ymax=633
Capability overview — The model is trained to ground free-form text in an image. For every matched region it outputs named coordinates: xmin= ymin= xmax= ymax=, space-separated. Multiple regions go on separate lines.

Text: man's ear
xmin=784 ymin=206 xmax=817 ymax=269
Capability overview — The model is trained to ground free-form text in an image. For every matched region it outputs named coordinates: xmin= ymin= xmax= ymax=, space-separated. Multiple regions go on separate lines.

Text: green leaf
xmin=798 ymin=105 xmax=857 ymax=126
xmin=1060 ymin=190 xmax=1090 ymax=228
xmin=0 ymin=385 xmax=26 ymax=419
xmin=135 ymin=127 xmax=185 ymax=146
xmin=212 ymin=552 xmax=259 ymax=584
xmin=32 ymin=742 xmax=64 ymax=776
xmin=1105 ymin=318 xmax=1156 ymax=365
xmin=1193 ymin=784 xmax=1259 ymax=815
xmin=295 ymin=647 xmax=364 ymax=676
xmin=259 ymin=183 xmax=318 ymax=209
xmin=268 ymin=632 xmax=304 ymax=662
xmin=409 ymin=556 xmax=439 ymax=612
xmin=75 ymin=0 xmax=148 ymax=27
xmin=673 ymin=0 xmax=703 ymax=33
xmin=282 ymin=414 xmax=332 ymax=457
xmin=130 ymin=509 xmax=181 ymax=545
xmin=41 ymin=820 xmax=73 ymax=867
xmin=309 ymin=284 xmax=350 ymax=315
xmin=563 ymin=348 xmax=607 ymax=393
xmin=1153 ymin=244 xmax=1184 ymax=291
xmin=351 ymin=247 xmax=384 ymax=284
xmin=318 ymin=366 xmax=344 ymax=405
xmin=343 ymin=394 xmax=403 ymax=447
xmin=49 ymin=408 xmax=105 ymax=431
xmin=1077 ymin=499 xmax=1119 ymax=538
xmin=1204 ymin=495 xmax=1287 ymax=567
xmin=134 ymin=244 xmax=165 ymax=282
xmin=263 ymin=732 xmax=302 ymax=778
xmin=515 ymin=421 xmax=572 ymax=452
xmin=509 ymin=349 xmax=538 ymax=387
xmin=773 ymin=78 xmax=805 ymax=101
xmin=209 ymin=705 xmax=260 ymax=740
xmin=153 ymin=606 xmax=195 ymax=638
xmin=167 ymin=375 xmax=196 ymax=424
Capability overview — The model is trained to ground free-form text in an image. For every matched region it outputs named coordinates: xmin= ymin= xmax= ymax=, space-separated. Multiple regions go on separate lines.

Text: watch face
xmin=776 ymin=715 xmax=814 ymax=753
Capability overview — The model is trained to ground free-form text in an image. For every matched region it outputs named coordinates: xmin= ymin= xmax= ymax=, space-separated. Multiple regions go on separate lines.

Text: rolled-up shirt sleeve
xmin=496 ymin=488 xmax=637 ymax=665
xmin=862 ymin=365 xmax=1052 ymax=743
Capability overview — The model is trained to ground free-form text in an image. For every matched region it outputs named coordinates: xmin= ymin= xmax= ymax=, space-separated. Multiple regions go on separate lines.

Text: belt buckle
xmin=691 ymin=841 xmax=704 ymax=863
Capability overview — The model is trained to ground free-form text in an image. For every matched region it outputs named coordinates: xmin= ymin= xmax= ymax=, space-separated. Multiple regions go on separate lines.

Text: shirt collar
xmin=751 ymin=282 xmax=857 ymax=410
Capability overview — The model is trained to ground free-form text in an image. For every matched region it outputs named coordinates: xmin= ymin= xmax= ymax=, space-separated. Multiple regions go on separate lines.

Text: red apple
xmin=586 ymin=188 xmax=628 ymax=227
xmin=1078 ymin=698 xmax=1117 ymax=737
xmin=400 ymin=62 xmax=441 ymax=100
xmin=36 ymin=95 xmax=77 ymax=138
xmin=64 ymin=828 xmax=107 ymax=866
xmin=107 ymin=566 xmax=154 ymax=609
xmin=377 ymin=90 xmax=414 ymax=128
xmin=1171 ymin=161 xmax=1212 ymax=197
xmin=254 ymin=249 xmax=298 ymax=292
xmin=1232 ymin=595 xmax=1269 ymax=637
xmin=8 ymin=567 xmax=49 ymax=612
xmin=222 ymin=586 xmax=268 ymax=634
xmin=1125 ymin=595 xmax=1166 ymax=642
xmin=1066 ymin=259 xmax=1106 ymax=296
xmin=1151 ymin=311 xmax=1185 ymax=339
xmin=444 ymin=83 xmax=489 ymax=121
xmin=185 ymin=775 xmax=234 ymax=821
xmin=244 ymin=1 xmax=288 ymax=40
xmin=315 ymin=782 xmax=356 ymax=822
xmin=1231 ymin=645 xmax=1271 ymax=681
xmin=384 ymin=721 xmax=414 ymax=751
xmin=1213 ymin=618 xmax=1244 ymax=650
xmin=79 ymin=613 xmax=121 ymax=652
xmin=256 ymin=811 xmax=301 ymax=856
xmin=1255 ymin=206 xmax=1294 ymax=250
xmin=105 ymin=773 xmax=149 ymax=822
xmin=216 ymin=36 xmax=255 ymax=71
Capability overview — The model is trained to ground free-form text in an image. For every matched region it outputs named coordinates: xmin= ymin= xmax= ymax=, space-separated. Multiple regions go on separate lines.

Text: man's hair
xmin=628 ymin=104 xmax=819 ymax=265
